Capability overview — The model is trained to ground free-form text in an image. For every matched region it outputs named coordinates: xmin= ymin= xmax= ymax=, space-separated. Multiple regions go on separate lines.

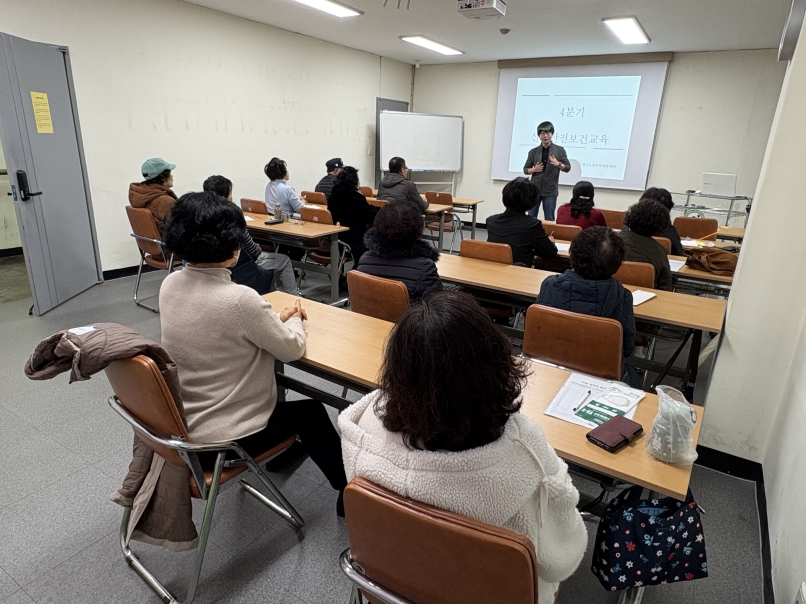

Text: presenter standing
xmin=523 ymin=121 xmax=571 ymax=221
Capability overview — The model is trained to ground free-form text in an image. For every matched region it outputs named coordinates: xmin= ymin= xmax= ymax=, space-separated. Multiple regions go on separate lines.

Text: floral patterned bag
xmin=591 ymin=486 xmax=707 ymax=591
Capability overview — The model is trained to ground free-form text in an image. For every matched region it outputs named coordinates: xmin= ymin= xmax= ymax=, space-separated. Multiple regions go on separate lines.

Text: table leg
xmin=438 ymin=212 xmax=445 ymax=251
xmin=330 ymin=234 xmax=339 ymax=303
xmin=471 ymin=204 xmax=478 ymax=239
xmin=681 ymin=329 xmax=703 ymax=400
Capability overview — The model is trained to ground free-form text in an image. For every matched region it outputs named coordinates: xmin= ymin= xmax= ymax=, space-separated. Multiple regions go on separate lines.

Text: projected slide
xmin=509 ymin=76 xmax=641 ymax=180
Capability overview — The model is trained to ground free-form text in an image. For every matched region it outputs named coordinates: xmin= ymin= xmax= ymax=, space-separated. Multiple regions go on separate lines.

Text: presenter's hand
xmin=530 ymin=163 xmax=544 ymax=174
xmin=549 ymin=155 xmax=562 ymax=168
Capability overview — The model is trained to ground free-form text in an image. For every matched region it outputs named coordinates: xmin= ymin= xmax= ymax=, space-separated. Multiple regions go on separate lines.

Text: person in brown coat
xmin=128 ymin=157 xmax=177 ymax=235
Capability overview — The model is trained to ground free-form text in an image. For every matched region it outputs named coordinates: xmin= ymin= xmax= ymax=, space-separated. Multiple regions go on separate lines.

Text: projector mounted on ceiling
xmin=457 ymin=0 xmax=506 ymax=19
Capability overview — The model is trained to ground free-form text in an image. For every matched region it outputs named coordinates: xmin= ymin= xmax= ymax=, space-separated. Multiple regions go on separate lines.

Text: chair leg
xmin=133 ymin=252 xmax=159 ymax=313
xmin=243 ymin=458 xmax=305 ymax=528
xmin=119 ymin=507 xmax=176 ymax=604
xmin=342 ymin=386 xmax=349 ymax=398
xmin=641 ymin=337 xmax=658 ymax=390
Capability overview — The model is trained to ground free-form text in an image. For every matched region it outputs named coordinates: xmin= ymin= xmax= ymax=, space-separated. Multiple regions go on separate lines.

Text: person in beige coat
xmin=339 ymin=291 xmax=588 ymax=602
xmin=160 ymin=191 xmax=347 ymax=514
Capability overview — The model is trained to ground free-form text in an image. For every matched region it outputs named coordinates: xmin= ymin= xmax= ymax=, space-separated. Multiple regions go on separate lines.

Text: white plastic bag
xmin=645 ymin=385 xmax=698 ymax=465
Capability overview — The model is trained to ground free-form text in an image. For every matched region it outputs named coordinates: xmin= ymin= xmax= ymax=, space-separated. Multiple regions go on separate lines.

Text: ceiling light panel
xmin=291 ymin=0 xmax=362 ymax=18
xmin=603 ymin=17 xmax=650 ymax=45
xmin=401 ymin=36 xmax=463 ymax=56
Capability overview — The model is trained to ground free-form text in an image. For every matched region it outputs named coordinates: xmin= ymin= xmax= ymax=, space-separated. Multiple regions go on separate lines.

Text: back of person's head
xmin=163 ymin=191 xmax=245 ymax=263
xmin=388 ymin=157 xmax=407 ymax=174
xmin=377 ymin=291 xmax=529 ymax=452
xmin=502 ymin=177 xmax=539 ymax=213
xmin=569 ymin=180 xmax=595 ymax=218
xmin=335 ymin=166 xmax=360 ymax=190
xmin=570 ymin=225 xmax=625 ymax=280
xmin=202 ymin=175 xmax=232 ymax=199
xmin=264 ymin=157 xmax=287 ymax=181
xmin=624 ymin=199 xmax=671 ymax=237
xmin=641 ymin=187 xmax=674 ymax=211
xmin=372 ymin=201 xmax=422 ymax=247
xmin=537 ymin=121 xmax=555 ymax=134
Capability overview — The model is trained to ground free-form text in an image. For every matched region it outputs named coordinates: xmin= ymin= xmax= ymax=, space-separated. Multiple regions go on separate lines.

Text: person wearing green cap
xmin=128 ymin=157 xmax=177 ymax=235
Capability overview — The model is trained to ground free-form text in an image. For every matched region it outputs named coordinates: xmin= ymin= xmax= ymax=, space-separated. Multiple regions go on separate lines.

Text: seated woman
xmin=486 ymin=177 xmax=558 ymax=266
xmin=556 ymin=181 xmax=607 ymax=230
xmin=619 ymin=199 xmax=673 ymax=291
xmin=160 ymin=191 xmax=347 ymax=515
xmin=327 ymin=166 xmax=379 ymax=261
xmin=339 ymin=291 xmax=587 ymax=603
xmin=128 ymin=157 xmax=177 ymax=236
xmin=355 ymin=201 xmax=443 ymax=303
xmin=264 ymin=157 xmax=306 ymax=217
xmin=641 ymin=187 xmax=684 ymax=256
xmin=536 ymin=226 xmax=639 ymax=387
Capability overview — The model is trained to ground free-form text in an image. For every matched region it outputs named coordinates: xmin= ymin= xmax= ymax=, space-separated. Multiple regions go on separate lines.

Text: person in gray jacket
xmin=523 ymin=121 xmax=571 ymax=221
xmin=377 ymin=157 xmax=428 ymax=211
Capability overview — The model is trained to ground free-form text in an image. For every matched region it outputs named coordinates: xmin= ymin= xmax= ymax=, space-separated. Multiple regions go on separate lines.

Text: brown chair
xmin=652 ymin=236 xmax=672 ymax=255
xmin=425 ymin=190 xmax=453 ymax=206
xmin=346 ymin=270 xmax=410 ymax=323
xmin=522 ymin=305 xmax=623 ymax=381
xmin=543 ymin=221 xmax=582 ymax=242
xmin=125 ymin=206 xmax=181 ymax=313
xmin=424 ymin=192 xmax=463 ymax=253
xmin=298 ymin=207 xmax=350 ymax=286
xmin=105 ymin=355 xmax=302 ymax=603
xmin=301 ymin=190 xmax=327 ymax=205
xmin=613 ymin=260 xmax=655 ymax=288
xmin=367 ymin=197 xmax=388 ymax=208
xmin=359 ymin=186 xmax=373 ymax=198
xmin=340 ymin=477 xmax=538 ymax=603
xmin=240 ymin=198 xmax=270 ymax=215
xmin=599 ymin=209 xmax=626 ymax=230
xmin=460 ymin=239 xmax=513 ymax=264
xmin=673 ymin=216 xmax=718 ymax=241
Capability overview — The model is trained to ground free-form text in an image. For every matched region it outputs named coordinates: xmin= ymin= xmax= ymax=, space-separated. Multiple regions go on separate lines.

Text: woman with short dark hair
xmin=537 ymin=226 xmax=638 ymax=386
xmin=160 ymin=191 xmax=348 ymax=515
xmin=355 ymin=201 xmax=443 ymax=303
xmin=340 ymin=291 xmax=587 ymax=601
xmin=641 ymin=187 xmax=684 ymax=256
xmin=619 ymin=199 xmax=673 ymax=291
xmin=264 ymin=157 xmax=306 ymax=216
xmin=556 ymin=181 xmax=607 ymax=230
xmin=486 ymin=177 xmax=558 ymax=266
xmin=327 ymin=166 xmax=379 ymax=261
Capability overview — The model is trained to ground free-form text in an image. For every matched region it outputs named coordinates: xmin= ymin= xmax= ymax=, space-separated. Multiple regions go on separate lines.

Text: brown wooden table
xmin=265 ymin=291 xmax=702 ymax=500
xmin=717 ymin=225 xmax=745 ymax=242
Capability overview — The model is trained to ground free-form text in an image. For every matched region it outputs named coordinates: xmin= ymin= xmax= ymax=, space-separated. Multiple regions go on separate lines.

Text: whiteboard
xmin=379 ymin=111 xmax=463 ymax=172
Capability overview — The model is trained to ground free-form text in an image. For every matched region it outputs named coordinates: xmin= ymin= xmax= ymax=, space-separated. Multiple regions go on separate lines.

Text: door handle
xmin=16 ymin=170 xmax=42 ymax=201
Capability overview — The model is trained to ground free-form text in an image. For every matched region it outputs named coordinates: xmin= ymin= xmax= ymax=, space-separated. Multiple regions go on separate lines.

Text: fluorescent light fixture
xmin=603 ymin=17 xmax=650 ymax=44
xmin=291 ymin=0 xmax=362 ymax=18
xmin=400 ymin=36 xmax=463 ymax=56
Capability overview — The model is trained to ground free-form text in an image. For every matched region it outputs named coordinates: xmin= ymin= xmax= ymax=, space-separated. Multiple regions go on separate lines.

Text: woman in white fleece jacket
xmin=339 ymin=291 xmax=587 ymax=603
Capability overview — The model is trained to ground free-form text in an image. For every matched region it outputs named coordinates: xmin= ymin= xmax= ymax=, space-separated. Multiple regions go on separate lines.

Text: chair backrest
xmin=547 ymin=223 xmax=582 ymax=242
xmin=522 ymin=305 xmax=623 ymax=381
xmin=346 ymin=270 xmax=410 ymax=323
xmin=126 ymin=206 xmax=164 ymax=258
xmin=240 ymin=198 xmax=269 ymax=215
xmin=425 ymin=191 xmax=453 ymax=205
xmin=599 ymin=209 xmax=626 ymax=230
xmin=673 ymin=216 xmax=719 ymax=241
xmin=301 ymin=190 xmax=327 ymax=205
xmin=460 ymin=239 xmax=513 ymax=265
xmin=359 ymin=186 xmax=373 ymax=197
xmin=367 ymin=197 xmax=388 ymax=208
xmin=104 ymin=355 xmax=189 ymax=466
xmin=652 ymin=236 xmax=672 ymax=255
xmin=300 ymin=206 xmax=334 ymax=225
xmin=345 ymin=477 xmax=538 ymax=603
xmin=613 ymin=260 xmax=655 ymax=288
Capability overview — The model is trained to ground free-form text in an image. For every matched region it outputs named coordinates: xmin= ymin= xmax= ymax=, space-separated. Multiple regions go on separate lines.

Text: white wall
xmin=412 ymin=50 xmax=786 ymax=220
xmin=0 ymin=142 xmax=21 ymax=251
xmin=0 ymin=0 xmax=412 ymax=270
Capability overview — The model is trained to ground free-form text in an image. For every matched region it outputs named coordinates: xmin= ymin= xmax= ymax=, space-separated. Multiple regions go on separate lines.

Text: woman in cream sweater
xmin=160 ymin=191 xmax=347 ymax=513
xmin=339 ymin=292 xmax=588 ymax=601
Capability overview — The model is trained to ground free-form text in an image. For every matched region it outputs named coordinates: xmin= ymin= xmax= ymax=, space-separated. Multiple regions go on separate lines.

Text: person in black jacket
xmin=376 ymin=157 xmax=428 ymax=211
xmin=327 ymin=166 xmax=379 ymax=262
xmin=536 ymin=226 xmax=639 ymax=388
xmin=486 ymin=177 xmax=558 ymax=266
xmin=356 ymin=202 xmax=443 ymax=304
xmin=641 ymin=187 xmax=684 ymax=256
xmin=314 ymin=158 xmax=343 ymax=201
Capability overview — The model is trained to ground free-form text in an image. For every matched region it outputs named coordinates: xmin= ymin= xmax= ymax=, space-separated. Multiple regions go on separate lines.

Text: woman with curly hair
xmin=641 ymin=186 xmax=684 ymax=256
xmin=537 ymin=226 xmax=639 ymax=386
xmin=339 ymin=291 xmax=588 ymax=602
xmin=619 ymin=199 xmax=673 ymax=291
xmin=556 ymin=181 xmax=607 ymax=229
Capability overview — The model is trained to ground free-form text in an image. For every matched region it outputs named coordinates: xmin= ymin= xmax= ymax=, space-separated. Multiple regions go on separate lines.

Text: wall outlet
xmin=795 ymin=581 xmax=806 ymax=604
xmin=367 ymin=147 xmax=371 ymax=156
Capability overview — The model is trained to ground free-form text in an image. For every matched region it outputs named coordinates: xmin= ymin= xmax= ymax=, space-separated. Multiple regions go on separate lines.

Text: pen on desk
xmin=572 ymin=390 xmax=592 ymax=412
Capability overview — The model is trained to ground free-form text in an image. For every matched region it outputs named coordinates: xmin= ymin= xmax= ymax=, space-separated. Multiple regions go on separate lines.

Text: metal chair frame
xmin=107 ymin=395 xmax=304 ymax=604
xmin=296 ymin=241 xmax=352 ymax=289
xmin=340 ymin=549 xmax=410 ymax=604
xmin=427 ymin=212 xmax=463 ymax=253
xmin=130 ymin=233 xmax=177 ymax=314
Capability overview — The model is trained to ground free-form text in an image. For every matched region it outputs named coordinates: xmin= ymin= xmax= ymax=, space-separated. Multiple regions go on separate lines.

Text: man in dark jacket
xmin=314 ymin=158 xmax=343 ymax=200
xmin=356 ymin=201 xmax=443 ymax=303
xmin=486 ymin=177 xmax=558 ymax=266
xmin=523 ymin=121 xmax=571 ymax=221
xmin=376 ymin=157 xmax=428 ymax=211
xmin=536 ymin=226 xmax=639 ymax=387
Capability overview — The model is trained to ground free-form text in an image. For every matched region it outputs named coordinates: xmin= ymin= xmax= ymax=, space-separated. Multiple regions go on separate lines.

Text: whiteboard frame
xmin=379 ymin=110 xmax=464 ymax=173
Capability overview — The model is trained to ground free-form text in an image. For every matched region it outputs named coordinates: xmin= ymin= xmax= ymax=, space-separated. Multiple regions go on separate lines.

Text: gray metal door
xmin=375 ymin=97 xmax=409 ymax=188
xmin=0 ymin=33 xmax=101 ymax=314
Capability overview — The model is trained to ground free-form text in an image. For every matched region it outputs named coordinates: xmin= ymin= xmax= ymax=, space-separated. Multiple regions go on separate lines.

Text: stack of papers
xmin=681 ymin=239 xmax=714 ymax=248
xmin=669 ymin=259 xmax=686 ymax=272
xmin=555 ymin=242 xmax=571 ymax=252
xmin=244 ymin=216 xmax=254 ymax=222
xmin=544 ymin=373 xmax=646 ymax=429
xmin=631 ymin=290 xmax=656 ymax=306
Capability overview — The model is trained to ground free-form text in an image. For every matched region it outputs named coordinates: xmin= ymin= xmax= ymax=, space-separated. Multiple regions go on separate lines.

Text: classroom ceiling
xmin=184 ymin=0 xmax=792 ymax=65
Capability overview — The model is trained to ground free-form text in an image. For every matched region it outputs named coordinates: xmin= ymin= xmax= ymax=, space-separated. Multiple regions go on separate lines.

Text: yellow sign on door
xmin=30 ymin=92 xmax=54 ymax=134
